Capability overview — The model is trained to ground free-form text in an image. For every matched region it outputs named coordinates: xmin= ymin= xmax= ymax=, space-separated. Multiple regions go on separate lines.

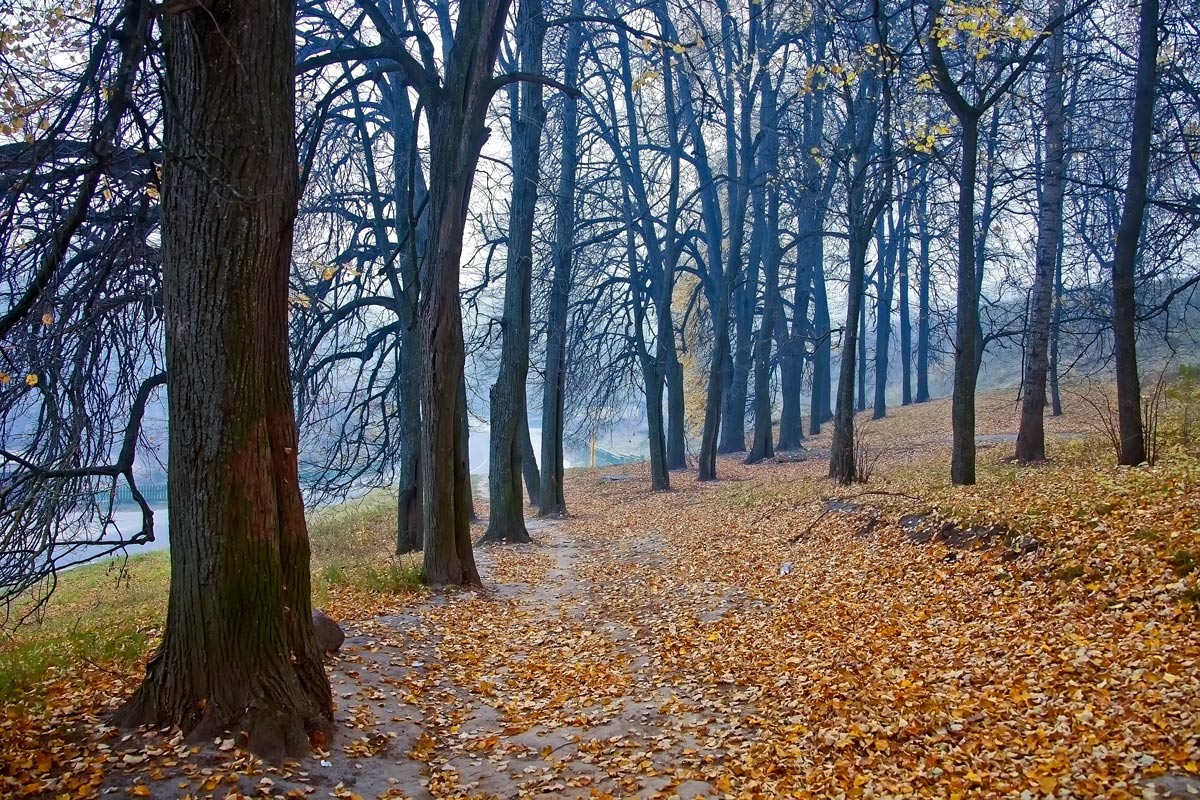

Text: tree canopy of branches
xmin=2 ymin=0 xmax=1199 ymax=756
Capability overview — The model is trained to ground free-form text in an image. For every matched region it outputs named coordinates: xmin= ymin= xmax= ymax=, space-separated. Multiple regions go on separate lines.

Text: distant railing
xmin=590 ymin=446 xmax=643 ymax=467
xmin=107 ymin=482 xmax=168 ymax=506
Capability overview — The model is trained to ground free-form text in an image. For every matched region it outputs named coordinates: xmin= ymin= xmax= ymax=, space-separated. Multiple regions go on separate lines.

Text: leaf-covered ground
xmin=3 ymin=392 xmax=1199 ymax=799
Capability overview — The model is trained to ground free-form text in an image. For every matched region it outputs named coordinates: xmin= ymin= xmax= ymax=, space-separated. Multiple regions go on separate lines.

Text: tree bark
xmin=777 ymin=243 xmax=809 ymax=450
xmin=915 ymin=170 xmax=932 ymax=403
xmin=622 ymin=196 xmax=670 ymax=490
xmin=420 ymin=0 xmax=511 ymax=584
xmin=677 ymin=52 xmax=729 ymax=481
xmin=721 ymin=270 xmax=753 ymax=454
xmin=873 ymin=201 xmax=905 ymax=420
xmin=643 ymin=356 xmax=670 ymax=489
xmin=828 ymin=68 xmax=885 ymax=483
xmin=662 ymin=51 xmax=687 ymax=472
xmin=857 ymin=279 xmax=869 ymax=414
xmin=538 ymin=0 xmax=581 ymax=516
xmin=830 ymin=227 xmax=870 ymax=484
xmin=950 ymin=116 xmax=982 ymax=485
xmin=651 ymin=271 xmax=679 ymax=482
xmin=1049 ymin=236 xmax=1064 ymax=416
xmin=801 ymin=19 xmax=834 ymax=435
xmin=926 ymin=0 xmax=1050 ymax=481
xmin=715 ymin=14 xmax=756 ymax=457
xmin=396 ymin=379 xmax=423 ymax=552
xmin=1015 ymin=0 xmax=1066 ymax=463
xmin=697 ymin=297 xmax=730 ymax=481
xmin=747 ymin=73 xmax=780 ymax=465
xmin=1111 ymin=0 xmax=1158 ymax=466
xmin=390 ymin=73 xmax=426 ymax=555
xmin=810 ymin=253 xmax=833 ymax=432
xmin=666 ymin=351 xmax=687 ymax=468
xmin=484 ymin=0 xmax=544 ymax=543
xmin=114 ymin=0 xmax=334 ymax=758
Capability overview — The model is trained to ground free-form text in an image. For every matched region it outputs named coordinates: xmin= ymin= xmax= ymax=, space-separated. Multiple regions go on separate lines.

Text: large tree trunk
xmin=644 ymin=359 xmax=670 ymax=489
xmin=716 ymin=23 xmax=755 ymax=458
xmin=681 ymin=108 xmax=728 ymax=480
xmin=950 ymin=116 xmax=981 ymax=485
xmin=1015 ymin=0 xmax=1066 ymax=463
xmin=391 ymin=77 xmax=426 ymax=555
xmin=685 ymin=143 xmax=726 ymax=482
xmin=484 ymin=0 xmax=545 ymax=543
xmin=396 ymin=355 xmax=423 ymax=552
xmin=856 ymin=281 xmax=868 ymax=413
xmin=810 ymin=252 xmax=833 ymax=433
xmin=651 ymin=258 xmax=679 ymax=483
xmin=666 ymin=341 xmax=687 ymax=469
xmin=872 ymin=206 xmax=901 ymax=420
xmin=830 ymin=227 xmax=870 ymax=484
xmin=747 ymin=73 xmax=780 ymax=465
xmin=898 ymin=204 xmax=913 ymax=407
xmin=538 ymin=0 xmax=581 ymax=516
xmin=114 ymin=0 xmax=334 ymax=758
xmin=604 ymin=18 xmax=677 ymax=490
xmin=697 ymin=294 xmax=730 ymax=481
xmin=776 ymin=340 xmax=805 ymax=450
xmin=623 ymin=209 xmax=671 ymax=489
xmin=721 ymin=270 xmax=753 ymax=454
xmin=828 ymin=71 xmax=883 ymax=483
xmin=663 ymin=4 xmax=729 ymax=482
xmin=420 ymin=0 xmax=511 ymax=585
xmin=777 ymin=246 xmax=808 ymax=450
xmin=746 ymin=264 xmax=778 ymax=464
xmin=661 ymin=51 xmax=688 ymax=473
xmin=1049 ymin=237 xmax=1064 ymax=416
xmin=800 ymin=20 xmax=834 ymax=435
xmin=915 ymin=171 xmax=932 ymax=403
xmin=423 ymin=274 xmax=479 ymax=584
xmin=1112 ymin=0 xmax=1158 ymax=466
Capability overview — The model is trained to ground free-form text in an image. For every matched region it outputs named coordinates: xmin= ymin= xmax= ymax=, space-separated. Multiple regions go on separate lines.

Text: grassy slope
xmin=2 ymin=383 xmax=1194 ymax=702
xmin=0 ymin=491 xmax=419 ymax=701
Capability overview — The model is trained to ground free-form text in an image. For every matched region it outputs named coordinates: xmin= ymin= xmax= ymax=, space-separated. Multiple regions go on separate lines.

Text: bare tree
xmin=1110 ymin=0 xmax=1160 ymax=465
xmin=484 ymin=0 xmax=548 ymax=543
xmin=113 ymin=0 xmax=334 ymax=757
xmin=1015 ymin=0 xmax=1067 ymax=463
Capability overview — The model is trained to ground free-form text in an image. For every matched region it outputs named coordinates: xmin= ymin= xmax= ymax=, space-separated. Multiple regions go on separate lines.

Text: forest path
xmin=45 ymin=395 xmax=1200 ymax=799
xmin=312 ymin=515 xmax=736 ymax=800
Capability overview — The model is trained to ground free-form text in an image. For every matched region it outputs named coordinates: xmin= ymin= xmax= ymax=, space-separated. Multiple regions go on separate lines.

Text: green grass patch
xmin=1169 ymin=549 xmax=1198 ymax=577
xmin=1054 ymin=564 xmax=1087 ymax=582
xmin=355 ymin=560 xmax=424 ymax=594
xmin=1 ymin=490 xmax=412 ymax=702
xmin=1181 ymin=587 xmax=1200 ymax=612
xmin=307 ymin=490 xmax=421 ymax=598
xmin=0 ymin=552 xmax=168 ymax=701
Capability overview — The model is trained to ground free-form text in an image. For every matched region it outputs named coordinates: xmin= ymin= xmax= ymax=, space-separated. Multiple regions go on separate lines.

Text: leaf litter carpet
xmin=5 ymin=396 xmax=1200 ymax=799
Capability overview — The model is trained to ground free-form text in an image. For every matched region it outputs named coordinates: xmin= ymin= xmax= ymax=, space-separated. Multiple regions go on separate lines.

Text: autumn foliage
xmin=3 ymin=392 xmax=1200 ymax=798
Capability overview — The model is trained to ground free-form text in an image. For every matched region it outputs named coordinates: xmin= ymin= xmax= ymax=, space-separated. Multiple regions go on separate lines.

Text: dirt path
xmin=211 ymin=518 xmax=735 ymax=800
xmin=72 ymin=397 xmax=1200 ymax=799
xmin=87 ymin=433 xmax=1200 ymax=799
